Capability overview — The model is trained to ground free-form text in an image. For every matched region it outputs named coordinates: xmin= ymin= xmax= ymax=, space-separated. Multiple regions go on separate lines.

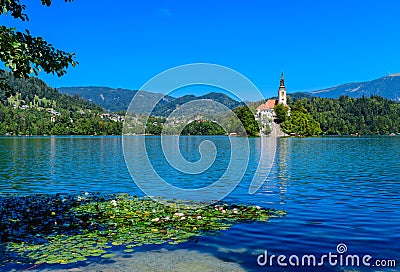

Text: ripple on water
xmin=1 ymin=136 xmax=400 ymax=272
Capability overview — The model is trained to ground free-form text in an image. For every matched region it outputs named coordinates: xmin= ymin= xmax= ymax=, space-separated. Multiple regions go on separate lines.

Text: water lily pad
xmin=0 ymin=193 xmax=284 ymax=266
xmin=101 ymin=254 xmax=116 ymax=259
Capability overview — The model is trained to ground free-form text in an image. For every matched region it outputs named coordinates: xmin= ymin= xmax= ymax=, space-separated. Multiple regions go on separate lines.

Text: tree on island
xmin=292 ymin=95 xmax=400 ymax=135
xmin=181 ymin=121 xmax=225 ymax=136
xmin=281 ymin=101 xmax=322 ymax=136
xmin=0 ymin=0 xmax=76 ymax=92
xmin=233 ymin=106 xmax=260 ymax=136
xmin=274 ymin=103 xmax=289 ymax=123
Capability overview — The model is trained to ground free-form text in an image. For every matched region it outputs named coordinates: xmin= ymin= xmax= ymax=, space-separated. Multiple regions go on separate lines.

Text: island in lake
xmin=1 ymin=70 xmax=400 ymax=137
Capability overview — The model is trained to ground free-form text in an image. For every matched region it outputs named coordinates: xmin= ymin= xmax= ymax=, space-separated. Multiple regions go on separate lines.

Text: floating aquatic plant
xmin=0 ymin=193 xmax=285 ymax=266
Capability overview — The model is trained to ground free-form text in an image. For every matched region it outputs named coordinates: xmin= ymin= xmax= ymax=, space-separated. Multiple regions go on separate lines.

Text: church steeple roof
xmin=278 ymin=71 xmax=287 ymax=106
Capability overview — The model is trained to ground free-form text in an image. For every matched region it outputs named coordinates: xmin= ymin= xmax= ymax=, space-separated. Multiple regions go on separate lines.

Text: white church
xmin=256 ymin=72 xmax=288 ymax=120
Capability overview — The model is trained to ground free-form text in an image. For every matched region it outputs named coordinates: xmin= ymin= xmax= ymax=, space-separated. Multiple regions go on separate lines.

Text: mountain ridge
xmin=58 ymin=86 xmax=175 ymax=113
xmin=59 ymin=87 xmax=242 ymax=115
xmin=58 ymin=74 xmax=400 ymax=112
xmin=307 ymin=75 xmax=400 ymax=101
xmin=152 ymin=92 xmax=242 ymax=117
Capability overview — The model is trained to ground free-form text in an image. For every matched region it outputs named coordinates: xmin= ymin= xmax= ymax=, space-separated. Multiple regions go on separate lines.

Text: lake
xmin=0 ymin=136 xmax=399 ymax=271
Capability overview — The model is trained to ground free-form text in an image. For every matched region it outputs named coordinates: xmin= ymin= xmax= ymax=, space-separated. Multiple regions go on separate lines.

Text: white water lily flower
xmin=110 ymin=200 xmax=117 ymax=206
xmin=151 ymin=218 xmax=160 ymax=222
xmin=174 ymin=212 xmax=184 ymax=217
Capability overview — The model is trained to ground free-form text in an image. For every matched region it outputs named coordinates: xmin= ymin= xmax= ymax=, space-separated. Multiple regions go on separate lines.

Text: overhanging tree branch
xmin=0 ymin=0 xmax=74 ymax=21
xmin=0 ymin=26 xmax=77 ymax=78
xmin=0 ymin=0 xmax=76 ymax=87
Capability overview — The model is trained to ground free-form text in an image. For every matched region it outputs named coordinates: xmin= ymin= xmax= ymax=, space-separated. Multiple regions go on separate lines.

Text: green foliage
xmin=144 ymin=118 xmax=227 ymax=136
xmin=281 ymin=110 xmax=322 ymax=136
xmin=181 ymin=120 xmax=225 ymax=135
xmin=233 ymin=106 xmax=260 ymax=136
xmin=0 ymin=71 xmax=122 ymax=135
xmin=145 ymin=116 xmax=165 ymax=135
xmin=292 ymin=95 xmax=400 ymax=135
xmin=274 ymin=103 xmax=289 ymax=123
xmin=134 ymin=105 xmax=261 ymax=136
xmin=0 ymin=193 xmax=285 ymax=265
xmin=0 ymin=26 xmax=77 ymax=79
xmin=1 ymin=0 xmax=76 ymax=81
xmin=0 ymin=0 xmax=73 ymax=21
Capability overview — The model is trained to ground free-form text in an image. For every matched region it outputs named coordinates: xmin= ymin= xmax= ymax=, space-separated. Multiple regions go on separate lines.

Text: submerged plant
xmin=0 ymin=193 xmax=285 ymax=266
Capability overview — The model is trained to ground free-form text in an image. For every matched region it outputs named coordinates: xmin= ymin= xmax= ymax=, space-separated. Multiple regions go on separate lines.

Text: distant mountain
xmin=287 ymin=92 xmax=314 ymax=100
xmin=60 ymin=87 xmax=242 ymax=116
xmin=58 ymin=87 xmax=175 ymax=113
xmin=308 ymin=74 xmax=400 ymax=101
xmin=152 ymin=92 xmax=243 ymax=117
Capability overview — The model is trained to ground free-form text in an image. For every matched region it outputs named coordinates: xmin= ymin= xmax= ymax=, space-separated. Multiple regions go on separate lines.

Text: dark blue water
xmin=0 ymin=136 xmax=399 ymax=271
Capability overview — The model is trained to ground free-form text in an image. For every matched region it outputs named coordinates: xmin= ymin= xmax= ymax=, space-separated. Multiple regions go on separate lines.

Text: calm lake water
xmin=0 ymin=136 xmax=399 ymax=271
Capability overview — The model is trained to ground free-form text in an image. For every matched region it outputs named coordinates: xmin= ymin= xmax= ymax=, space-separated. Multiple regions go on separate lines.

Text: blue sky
xmin=1 ymin=0 xmax=400 ymax=100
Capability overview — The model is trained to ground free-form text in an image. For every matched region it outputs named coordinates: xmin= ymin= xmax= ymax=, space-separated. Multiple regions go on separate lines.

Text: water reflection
xmin=276 ymin=137 xmax=290 ymax=204
xmin=248 ymin=137 xmax=290 ymax=206
xmin=1 ymin=136 xmax=400 ymax=272
xmin=123 ymin=136 xmax=250 ymax=204
xmin=0 ymin=137 xmax=137 ymax=195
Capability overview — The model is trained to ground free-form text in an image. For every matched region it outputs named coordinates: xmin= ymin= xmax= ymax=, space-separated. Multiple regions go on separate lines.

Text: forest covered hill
xmin=0 ymin=71 xmax=122 ymax=135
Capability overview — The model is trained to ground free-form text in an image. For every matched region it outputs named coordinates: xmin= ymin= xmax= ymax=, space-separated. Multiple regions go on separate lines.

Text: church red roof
xmin=256 ymin=99 xmax=276 ymax=111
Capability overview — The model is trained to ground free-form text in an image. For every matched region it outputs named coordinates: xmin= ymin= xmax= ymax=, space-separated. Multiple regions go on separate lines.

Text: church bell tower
xmin=278 ymin=72 xmax=287 ymax=106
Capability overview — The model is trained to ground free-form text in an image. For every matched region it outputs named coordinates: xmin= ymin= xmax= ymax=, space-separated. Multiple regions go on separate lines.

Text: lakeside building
xmin=256 ymin=72 xmax=287 ymax=120
xmin=256 ymin=73 xmax=290 ymax=135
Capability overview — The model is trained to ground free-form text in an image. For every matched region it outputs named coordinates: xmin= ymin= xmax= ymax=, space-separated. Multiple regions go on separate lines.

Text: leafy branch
xmin=0 ymin=0 xmax=76 ymax=83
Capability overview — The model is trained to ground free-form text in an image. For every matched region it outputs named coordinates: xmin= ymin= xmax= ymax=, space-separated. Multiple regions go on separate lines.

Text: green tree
xmin=292 ymin=95 xmax=400 ymax=135
xmin=181 ymin=121 xmax=225 ymax=135
xmin=145 ymin=116 xmax=165 ymax=135
xmin=0 ymin=71 xmax=123 ymax=136
xmin=274 ymin=103 xmax=289 ymax=123
xmin=281 ymin=101 xmax=322 ymax=136
xmin=1 ymin=0 xmax=76 ymax=91
xmin=233 ymin=106 xmax=259 ymax=136
xmin=281 ymin=111 xmax=322 ymax=136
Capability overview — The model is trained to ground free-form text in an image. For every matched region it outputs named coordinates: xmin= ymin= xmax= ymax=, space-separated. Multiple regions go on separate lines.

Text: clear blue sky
xmin=1 ymin=0 xmax=400 ymax=100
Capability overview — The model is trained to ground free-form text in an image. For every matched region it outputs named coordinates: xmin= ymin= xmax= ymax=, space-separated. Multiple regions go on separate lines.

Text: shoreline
xmin=0 ymin=134 xmax=398 ymax=138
